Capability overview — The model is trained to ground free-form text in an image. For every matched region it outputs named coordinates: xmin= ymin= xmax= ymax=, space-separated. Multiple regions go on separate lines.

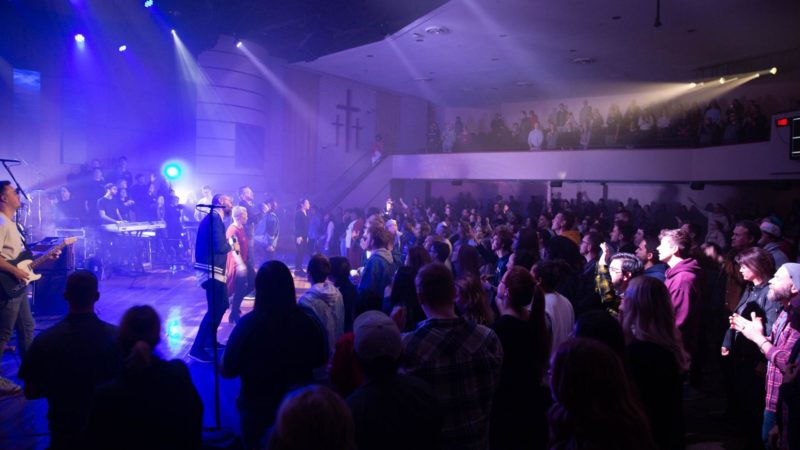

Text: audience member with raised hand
xmin=18 ymin=270 xmax=121 ymax=450
xmin=346 ymin=311 xmax=442 ymax=450
xmin=772 ymin=293 xmax=800 ymax=450
xmin=622 ymin=276 xmax=689 ymax=450
xmin=85 ymin=305 xmax=203 ymax=450
xmin=491 ymin=266 xmax=550 ymax=450
xmin=548 ymin=338 xmax=657 ymax=450
xmin=731 ymin=263 xmax=800 ymax=447
xmin=401 ymin=262 xmax=503 ymax=450
xmin=222 ymin=261 xmax=327 ymax=450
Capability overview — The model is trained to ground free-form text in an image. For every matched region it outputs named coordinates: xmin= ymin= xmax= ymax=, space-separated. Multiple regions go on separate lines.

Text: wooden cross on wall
xmin=331 ymin=114 xmax=344 ymax=146
xmin=352 ymin=118 xmax=363 ymax=148
xmin=336 ymin=89 xmax=360 ymax=152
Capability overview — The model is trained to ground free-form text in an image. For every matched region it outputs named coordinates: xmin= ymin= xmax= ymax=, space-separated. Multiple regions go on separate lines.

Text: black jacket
xmin=195 ymin=211 xmax=230 ymax=270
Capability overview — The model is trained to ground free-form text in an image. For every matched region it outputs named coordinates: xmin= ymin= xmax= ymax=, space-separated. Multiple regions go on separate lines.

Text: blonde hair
xmin=232 ymin=206 xmax=247 ymax=221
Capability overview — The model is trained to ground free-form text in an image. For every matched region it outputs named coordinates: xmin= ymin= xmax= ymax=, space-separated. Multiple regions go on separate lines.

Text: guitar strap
xmin=16 ymin=222 xmax=31 ymax=252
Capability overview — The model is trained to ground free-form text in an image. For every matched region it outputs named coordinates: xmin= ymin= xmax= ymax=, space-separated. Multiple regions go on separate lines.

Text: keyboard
xmin=102 ymin=221 xmax=167 ymax=233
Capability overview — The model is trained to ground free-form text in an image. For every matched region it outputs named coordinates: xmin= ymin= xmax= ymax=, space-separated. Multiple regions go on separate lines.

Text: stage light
xmin=719 ymin=77 xmax=725 ymax=85
xmin=236 ymin=41 xmax=243 ymax=48
xmin=689 ymin=82 xmax=697 ymax=88
xmin=118 ymin=45 xmax=127 ymax=52
xmin=170 ymin=29 xmax=177 ymax=36
xmin=144 ymin=0 xmax=154 ymax=7
xmin=74 ymin=34 xmax=85 ymax=43
xmin=776 ymin=117 xmax=789 ymax=127
xmin=164 ymin=163 xmax=182 ymax=180
xmin=770 ymin=67 xmax=778 ymax=75
xmin=754 ymin=73 xmax=760 ymax=78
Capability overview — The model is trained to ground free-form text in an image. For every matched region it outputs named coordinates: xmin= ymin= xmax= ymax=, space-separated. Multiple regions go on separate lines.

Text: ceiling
xmin=297 ymin=0 xmax=800 ymax=106
xmin=4 ymin=0 xmax=799 ymax=107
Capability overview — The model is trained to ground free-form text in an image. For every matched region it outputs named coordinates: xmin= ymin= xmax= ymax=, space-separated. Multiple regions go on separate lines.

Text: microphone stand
xmin=1 ymin=160 xmax=30 ymax=236
xmin=194 ymin=204 xmax=235 ymax=446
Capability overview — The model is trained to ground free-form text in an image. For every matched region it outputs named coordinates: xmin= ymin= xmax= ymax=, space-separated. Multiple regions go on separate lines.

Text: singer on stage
xmin=189 ymin=194 xmax=238 ymax=363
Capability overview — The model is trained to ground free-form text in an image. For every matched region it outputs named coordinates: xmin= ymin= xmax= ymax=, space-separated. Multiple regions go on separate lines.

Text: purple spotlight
xmin=118 ymin=44 xmax=127 ymax=52
xmin=74 ymin=34 xmax=85 ymax=43
xmin=144 ymin=0 xmax=154 ymax=7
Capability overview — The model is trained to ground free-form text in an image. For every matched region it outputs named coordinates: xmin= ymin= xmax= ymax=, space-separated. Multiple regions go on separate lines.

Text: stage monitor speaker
xmin=32 ymin=270 xmax=70 ymax=316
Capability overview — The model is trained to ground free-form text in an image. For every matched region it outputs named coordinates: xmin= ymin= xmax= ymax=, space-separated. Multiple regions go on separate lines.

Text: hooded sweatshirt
xmin=559 ymin=229 xmax=581 ymax=247
xmin=358 ymin=248 xmax=397 ymax=303
xmin=664 ymin=257 xmax=703 ymax=357
xmin=299 ymin=281 xmax=345 ymax=355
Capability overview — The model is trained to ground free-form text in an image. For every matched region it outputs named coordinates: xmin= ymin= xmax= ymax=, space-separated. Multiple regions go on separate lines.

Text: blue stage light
xmin=118 ymin=44 xmax=127 ymax=52
xmin=144 ymin=0 xmax=154 ymax=7
xmin=164 ymin=163 xmax=182 ymax=180
xmin=74 ymin=34 xmax=85 ymax=43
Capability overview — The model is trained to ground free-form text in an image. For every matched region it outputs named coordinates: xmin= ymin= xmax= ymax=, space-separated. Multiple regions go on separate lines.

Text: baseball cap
xmin=760 ymin=221 xmax=781 ymax=238
xmin=353 ymin=310 xmax=402 ymax=361
xmin=784 ymin=263 xmax=800 ymax=291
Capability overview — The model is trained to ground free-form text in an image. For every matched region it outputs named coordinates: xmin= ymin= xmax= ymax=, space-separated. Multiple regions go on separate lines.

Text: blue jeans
xmin=762 ymin=410 xmax=777 ymax=448
xmin=0 ymin=289 xmax=34 ymax=359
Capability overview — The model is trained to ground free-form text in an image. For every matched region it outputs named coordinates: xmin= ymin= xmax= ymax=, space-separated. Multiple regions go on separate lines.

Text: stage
xmin=0 ymin=264 xmax=310 ymax=449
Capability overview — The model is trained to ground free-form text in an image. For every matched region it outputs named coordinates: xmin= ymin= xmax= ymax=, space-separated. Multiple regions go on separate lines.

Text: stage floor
xmin=0 ymin=266 xmax=310 ymax=449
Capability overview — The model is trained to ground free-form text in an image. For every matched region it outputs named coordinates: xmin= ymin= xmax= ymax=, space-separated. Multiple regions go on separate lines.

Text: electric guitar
xmin=0 ymin=237 xmax=77 ymax=299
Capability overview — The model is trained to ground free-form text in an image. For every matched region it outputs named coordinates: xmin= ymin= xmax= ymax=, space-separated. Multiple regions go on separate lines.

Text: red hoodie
xmin=664 ymin=258 xmax=703 ymax=357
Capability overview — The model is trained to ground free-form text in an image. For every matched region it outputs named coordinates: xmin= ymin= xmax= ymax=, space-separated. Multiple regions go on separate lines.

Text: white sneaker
xmin=0 ymin=377 xmax=22 ymax=397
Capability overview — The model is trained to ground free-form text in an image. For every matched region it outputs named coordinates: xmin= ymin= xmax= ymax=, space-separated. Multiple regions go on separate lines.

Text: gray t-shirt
xmin=0 ymin=212 xmax=23 ymax=261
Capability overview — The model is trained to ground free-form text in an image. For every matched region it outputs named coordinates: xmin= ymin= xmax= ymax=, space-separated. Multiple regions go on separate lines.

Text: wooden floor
xmin=0 ymin=263 xmax=310 ymax=449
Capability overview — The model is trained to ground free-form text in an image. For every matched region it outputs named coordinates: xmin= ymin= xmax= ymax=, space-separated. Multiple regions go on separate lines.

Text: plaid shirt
xmin=401 ymin=317 xmax=503 ymax=450
xmin=595 ymin=263 xmax=620 ymax=314
xmin=765 ymin=309 xmax=800 ymax=412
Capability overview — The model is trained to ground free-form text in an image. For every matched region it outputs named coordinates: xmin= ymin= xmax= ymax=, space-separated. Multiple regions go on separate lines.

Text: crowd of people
xmin=7 ymin=176 xmax=800 ymax=450
xmin=426 ymin=96 xmax=773 ymax=152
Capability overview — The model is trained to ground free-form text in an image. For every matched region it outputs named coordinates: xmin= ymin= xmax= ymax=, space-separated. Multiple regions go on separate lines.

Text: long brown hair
xmin=455 ymin=275 xmax=495 ymax=325
xmin=735 ymin=246 xmax=775 ymax=285
xmin=622 ymin=277 xmax=690 ymax=372
xmin=503 ymin=266 xmax=551 ymax=376
xmin=549 ymin=338 xmax=656 ymax=450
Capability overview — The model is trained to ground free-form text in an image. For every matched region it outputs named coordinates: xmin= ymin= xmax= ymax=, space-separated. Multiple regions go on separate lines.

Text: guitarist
xmin=0 ymin=180 xmax=59 ymax=396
